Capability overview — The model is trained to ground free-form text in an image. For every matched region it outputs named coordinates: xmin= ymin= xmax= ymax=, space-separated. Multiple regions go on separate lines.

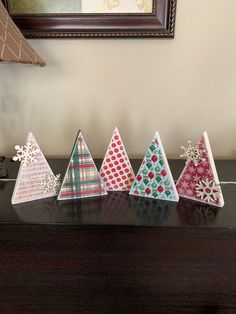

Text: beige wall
xmin=0 ymin=0 xmax=236 ymax=159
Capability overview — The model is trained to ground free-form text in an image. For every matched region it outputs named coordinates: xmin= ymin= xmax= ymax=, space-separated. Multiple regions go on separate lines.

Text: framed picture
xmin=2 ymin=0 xmax=177 ymax=39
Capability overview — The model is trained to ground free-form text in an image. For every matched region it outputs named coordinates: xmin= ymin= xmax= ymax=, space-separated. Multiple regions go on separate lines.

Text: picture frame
xmin=2 ymin=0 xmax=177 ymax=39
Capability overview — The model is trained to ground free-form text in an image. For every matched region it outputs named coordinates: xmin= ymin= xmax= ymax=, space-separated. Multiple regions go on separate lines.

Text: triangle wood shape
xmin=176 ymin=131 xmax=224 ymax=207
xmin=99 ymin=127 xmax=135 ymax=191
xmin=130 ymin=132 xmax=179 ymax=202
xmin=57 ymin=130 xmax=107 ymax=201
xmin=12 ymin=132 xmax=59 ymax=204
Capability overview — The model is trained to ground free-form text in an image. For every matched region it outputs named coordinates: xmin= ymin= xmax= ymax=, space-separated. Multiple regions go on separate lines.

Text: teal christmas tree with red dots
xmin=129 ymin=132 xmax=179 ymax=202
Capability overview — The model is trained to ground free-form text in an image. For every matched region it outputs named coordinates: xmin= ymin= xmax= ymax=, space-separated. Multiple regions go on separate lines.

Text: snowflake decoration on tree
xmin=41 ymin=174 xmax=61 ymax=194
xmin=195 ymin=178 xmax=221 ymax=203
xmin=180 ymin=140 xmax=206 ymax=166
xmin=13 ymin=142 xmax=40 ymax=166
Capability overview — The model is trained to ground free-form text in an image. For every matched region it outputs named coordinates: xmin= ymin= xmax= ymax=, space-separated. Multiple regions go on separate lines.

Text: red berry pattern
xmin=137 ymin=175 xmax=142 ymax=181
xmin=157 ymin=186 xmax=164 ymax=193
xmin=129 ymin=132 xmax=178 ymax=201
xmin=161 ymin=169 xmax=167 ymax=177
xmin=152 ymin=155 xmax=158 ymax=162
xmin=148 ymin=172 xmax=154 ymax=179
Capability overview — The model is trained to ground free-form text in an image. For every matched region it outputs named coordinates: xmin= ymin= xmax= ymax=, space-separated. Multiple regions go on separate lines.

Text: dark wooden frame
xmin=2 ymin=0 xmax=177 ymax=39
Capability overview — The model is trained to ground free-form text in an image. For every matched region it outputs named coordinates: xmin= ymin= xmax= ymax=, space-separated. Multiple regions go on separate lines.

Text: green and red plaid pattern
xmin=57 ymin=132 xmax=107 ymax=200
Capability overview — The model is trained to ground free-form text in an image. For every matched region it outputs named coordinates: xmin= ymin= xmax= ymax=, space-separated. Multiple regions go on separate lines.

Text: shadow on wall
xmin=0 ymin=70 xmax=34 ymax=154
xmin=86 ymin=106 xmax=104 ymax=157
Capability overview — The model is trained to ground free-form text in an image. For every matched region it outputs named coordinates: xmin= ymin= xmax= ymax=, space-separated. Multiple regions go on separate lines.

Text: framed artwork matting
xmin=2 ymin=0 xmax=177 ymax=39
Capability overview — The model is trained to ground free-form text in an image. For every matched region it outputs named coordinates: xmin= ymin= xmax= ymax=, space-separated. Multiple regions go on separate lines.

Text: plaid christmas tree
xmin=57 ymin=131 xmax=107 ymax=200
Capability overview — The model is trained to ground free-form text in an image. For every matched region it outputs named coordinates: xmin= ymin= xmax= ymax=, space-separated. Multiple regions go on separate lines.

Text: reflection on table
xmin=130 ymin=196 xmax=176 ymax=225
xmin=177 ymin=198 xmax=220 ymax=226
xmin=13 ymin=192 xmax=177 ymax=226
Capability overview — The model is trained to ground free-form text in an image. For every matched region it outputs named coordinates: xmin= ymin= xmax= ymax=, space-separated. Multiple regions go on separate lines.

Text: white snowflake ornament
xmin=195 ymin=178 xmax=221 ymax=203
xmin=13 ymin=141 xmax=40 ymax=166
xmin=12 ymin=132 xmax=60 ymax=204
xmin=176 ymin=132 xmax=224 ymax=207
xmin=180 ymin=140 xmax=205 ymax=166
xmin=41 ymin=174 xmax=61 ymax=195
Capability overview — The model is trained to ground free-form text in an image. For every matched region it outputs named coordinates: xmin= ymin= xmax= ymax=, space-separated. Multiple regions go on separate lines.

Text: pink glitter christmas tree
xmin=176 ymin=131 xmax=224 ymax=207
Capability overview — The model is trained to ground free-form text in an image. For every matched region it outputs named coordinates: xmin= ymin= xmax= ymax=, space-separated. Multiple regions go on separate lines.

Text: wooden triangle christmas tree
xmin=99 ymin=128 xmax=135 ymax=191
xmin=176 ymin=131 xmax=224 ymax=207
xmin=12 ymin=132 xmax=60 ymax=204
xmin=57 ymin=131 xmax=107 ymax=200
xmin=129 ymin=132 xmax=179 ymax=202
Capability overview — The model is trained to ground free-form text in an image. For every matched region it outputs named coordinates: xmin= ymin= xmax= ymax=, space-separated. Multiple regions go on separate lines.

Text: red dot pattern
xmin=100 ymin=129 xmax=135 ymax=191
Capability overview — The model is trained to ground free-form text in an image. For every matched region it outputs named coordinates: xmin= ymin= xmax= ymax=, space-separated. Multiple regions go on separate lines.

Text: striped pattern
xmin=11 ymin=132 xmax=57 ymax=204
xmin=57 ymin=132 xmax=107 ymax=200
xmin=0 ymin=1 xmax=45 ymax=65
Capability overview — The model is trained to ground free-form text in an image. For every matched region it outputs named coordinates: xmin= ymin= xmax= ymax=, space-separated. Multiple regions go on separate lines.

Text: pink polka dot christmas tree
xmin=99 ymin=128 xmax=135 ymax=191
xmin=176 ymin=131 xmax=224 ymax=207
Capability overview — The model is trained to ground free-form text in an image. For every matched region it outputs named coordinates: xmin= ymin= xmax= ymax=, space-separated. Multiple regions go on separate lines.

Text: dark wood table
xmin=0 ymin=159 xmax=236 ymax=314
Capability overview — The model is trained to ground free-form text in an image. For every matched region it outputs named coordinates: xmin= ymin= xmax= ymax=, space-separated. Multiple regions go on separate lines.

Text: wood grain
xmin=0 ymin=225 xmax=236 ymax=313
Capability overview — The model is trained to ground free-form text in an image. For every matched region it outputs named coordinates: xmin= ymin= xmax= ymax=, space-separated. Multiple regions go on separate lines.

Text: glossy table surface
xmin=1 ymin=159 xmax=236 ymax=314
xmin=0 ymin=158 xmax=235 ymax=227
